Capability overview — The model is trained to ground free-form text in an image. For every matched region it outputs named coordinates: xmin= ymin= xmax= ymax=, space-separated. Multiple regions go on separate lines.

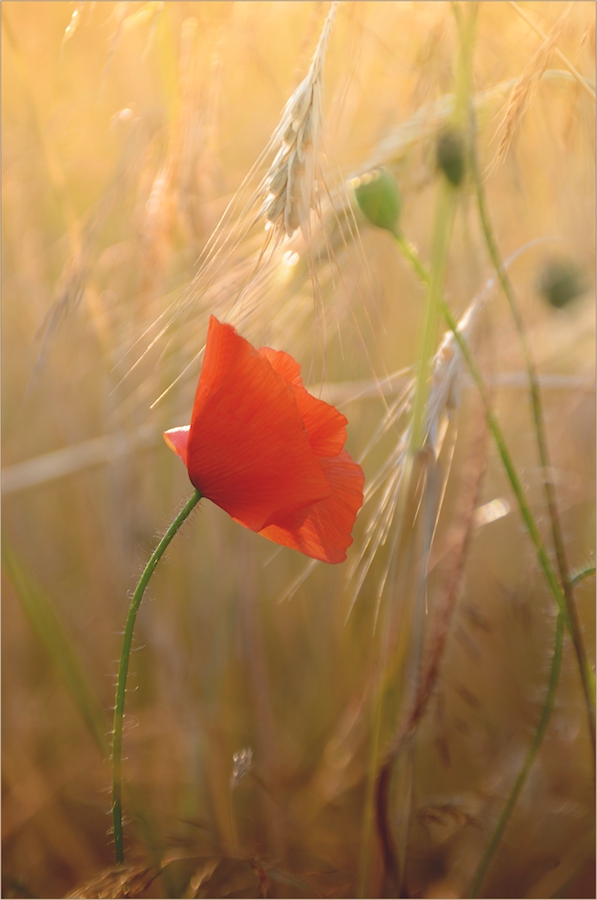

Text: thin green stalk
xmin=396 ymin=232 xmax=597 ymax=894
xmin=570 ymin=565 xmax=596 ymax=588
xmin=366 ymin=175 xmax=457 ymax=892
xmin=394 ymin=236 xmax=575 ymax=640
xmin=409 ymin=180 xmax=457 ymax=455
xmin=368 ymin=9 xmax=478 ymax=890
xmin=112 ymin=489 xmax=202 ymax=865
xmin=469 ymin=611 xmax=565 ymax=897
xmin=469 ymin=564 xmax=595 ymax=897
xmin=470 ymin=121 xmax=595 ymax=750
xmin=357 ymin=189 xmax=453 ymax=891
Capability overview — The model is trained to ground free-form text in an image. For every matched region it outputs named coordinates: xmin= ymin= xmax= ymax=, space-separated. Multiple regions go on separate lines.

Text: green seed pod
xmin=352 ymin=167 xmax=402 ymax=236
xmin=537 ymin=258 xmax=587 ymax=309
xmin=436 ymin=127 xmax=466 ymax=187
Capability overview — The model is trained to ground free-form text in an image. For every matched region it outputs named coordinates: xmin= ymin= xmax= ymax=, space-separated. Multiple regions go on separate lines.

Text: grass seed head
xmin=261 ymin=2 xmax=338 ymax=239
xmin=230 ymin=747 xmax=254 ymax=788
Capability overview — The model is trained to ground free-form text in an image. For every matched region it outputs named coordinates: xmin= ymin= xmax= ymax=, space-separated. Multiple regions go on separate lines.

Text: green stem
xmin=394 ymin=236 xmax=578 ymax=644
xmin=409 ymin=180 xmax=457 ymax=455
xmin=470 ymin=122 xmax=595 ymax=751
xmin=570 ymin=565 xmax=596 ymax=587
xmin=369 ymin=9 xmax=476 ymax=889
xmin=111 ymin=489 xmax=202 ymax=865
xmin=469 ymin=612 xmax=565 ymax=897
xmin=396 ymin=232 xmax=597 ymax=894
xmin=469 ymin=564 xmax=595 ymax=897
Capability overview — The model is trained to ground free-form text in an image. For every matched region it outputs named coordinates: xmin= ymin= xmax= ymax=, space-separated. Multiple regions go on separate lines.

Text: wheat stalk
xmin=260 ymin=1 xmax=338 ymax=240
xmin=346 ymin=276 xmax=493 ymax=627
xmin=496 ymin=5 xmax=574 ymax=163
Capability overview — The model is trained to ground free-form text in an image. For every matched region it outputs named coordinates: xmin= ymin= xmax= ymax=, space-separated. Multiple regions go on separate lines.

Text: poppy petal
xmin=186 ymin=317 xmax=331 ymax=532
xmin=258 ymin=450 xmax=365 ymax=563
xmin=163 ymin=426 xmax=190 ymax=468
xmin=259 ymin=347 xmax=347 ymax=457
xmin=258 ymin=346 xmax=302 ymax=386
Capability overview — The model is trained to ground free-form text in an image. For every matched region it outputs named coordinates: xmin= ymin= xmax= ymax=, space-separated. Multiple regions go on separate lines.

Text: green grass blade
xmin=3 ymin=539 xmax=109 ymax=758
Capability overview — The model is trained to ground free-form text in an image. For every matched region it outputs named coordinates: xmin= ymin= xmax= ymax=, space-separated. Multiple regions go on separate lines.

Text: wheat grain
xmin=260 ymin=1 xmax=338 ymax=240
xmin=496 ymin=6 xmax=574 ymax=163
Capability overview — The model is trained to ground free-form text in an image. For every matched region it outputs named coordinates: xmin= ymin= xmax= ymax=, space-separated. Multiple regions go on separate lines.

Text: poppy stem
xmin=111 ymin=489 xmax=203 ymax=865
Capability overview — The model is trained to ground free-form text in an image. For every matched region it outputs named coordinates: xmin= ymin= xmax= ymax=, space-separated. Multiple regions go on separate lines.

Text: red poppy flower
xmin=164 ymin=316 xmax=364 ymax=563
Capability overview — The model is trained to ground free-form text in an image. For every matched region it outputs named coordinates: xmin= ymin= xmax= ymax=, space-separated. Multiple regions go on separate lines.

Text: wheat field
xmin=2 ymin=3 xmax=595 ymax=898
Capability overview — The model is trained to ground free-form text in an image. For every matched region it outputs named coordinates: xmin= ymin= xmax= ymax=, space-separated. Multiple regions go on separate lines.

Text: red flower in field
xmin=164 ymin=316 xmax=364 ymax=563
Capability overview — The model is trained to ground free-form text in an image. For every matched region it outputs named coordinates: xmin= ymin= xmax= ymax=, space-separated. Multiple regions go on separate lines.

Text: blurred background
xmin=2 ymin=3 xmax=595 ymax=897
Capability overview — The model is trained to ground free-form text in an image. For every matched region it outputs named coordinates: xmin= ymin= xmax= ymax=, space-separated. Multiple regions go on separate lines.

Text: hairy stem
xmin=397 ymin=231 xmax=596 ymax=892
xmin=469 ymin=611 xmax=565 ymax=897
xmin=469 ymin=564 xmax=595 ymax=896
xmin=470 ymin=116 xmax=595 ymax=753
xmin=395 ymin=237 xmax=579 ymax=647
xmin=112 ymin=489 xmax=202 ymax=865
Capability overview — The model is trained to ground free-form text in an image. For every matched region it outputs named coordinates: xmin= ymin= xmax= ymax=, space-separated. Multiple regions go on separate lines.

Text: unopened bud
xmin=537 ymin=258 xmax=587 ymax=309
xmin=436 ymin=127 xmax=466 ymax=187
xmin=352 ymin=167 xmax=402 ymax=236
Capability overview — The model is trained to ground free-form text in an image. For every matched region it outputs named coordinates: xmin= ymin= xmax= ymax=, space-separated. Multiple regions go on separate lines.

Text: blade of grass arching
xmin=468 ymin=564 xmax=595 ymax=898
xmin=2 ymin=540 xmax=108 ymax=758
xmin=469 ymin=106 xmax=596 ymax=753
xmin=569 ymin=565 xmax=596 ymax=588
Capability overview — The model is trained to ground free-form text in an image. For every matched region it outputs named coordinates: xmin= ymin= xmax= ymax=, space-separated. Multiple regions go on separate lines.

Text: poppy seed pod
xmin=352 ymin=167 xmax=402 ymax=236
xmin=537 ymin=258 xmax=587 ymax=309
xmin=436 ymin=126 xmax=466 ymax=187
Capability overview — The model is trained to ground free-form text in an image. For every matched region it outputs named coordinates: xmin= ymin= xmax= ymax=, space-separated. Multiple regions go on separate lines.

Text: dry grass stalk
xmin=66 ymin=864 xmax=160 ymax=899
xmin=140 ymin=17 xmax=200 ymax=288
xmin=260 ymin=1 xmax=338 ymax=240
xmin=230 ymin=747 xmax=254 ymax=788
xmin=508 ymin=0 xmax=595 ymax=100
xmin=118 ymin=3 xmax=341 ymax=407
xmin=396 ymin=407 xmax=487 ymax=755
xmin=496 ymin=4 xmax=574 ymax=163
xmin=61 ymin=3 xmax=84 ymax=47
xmin=373 ymin=407 xmax=488 ymax=895
xmin=348 ymin=292 xmax=486 ymax=616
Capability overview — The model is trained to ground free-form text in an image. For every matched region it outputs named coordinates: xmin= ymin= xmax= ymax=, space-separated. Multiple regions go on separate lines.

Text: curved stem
xmin=469 ymin=612 xmax=565 ymax=897
xmin=469 ymin=560 xmax=595 ymax=896
xmin=470 ymin=118 xmax=595 ymax=752
xmin=111 ymin=489 xmax=202 ymax=865
xmin=470 ymin=566 xmax=595 ymax=897
xmin=394 ymin=236 xmax=580 ymax=652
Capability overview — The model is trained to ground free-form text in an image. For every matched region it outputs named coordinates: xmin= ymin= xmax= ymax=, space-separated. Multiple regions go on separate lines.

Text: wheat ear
xmin=260 ymin=1 xmax=338 ymax=240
